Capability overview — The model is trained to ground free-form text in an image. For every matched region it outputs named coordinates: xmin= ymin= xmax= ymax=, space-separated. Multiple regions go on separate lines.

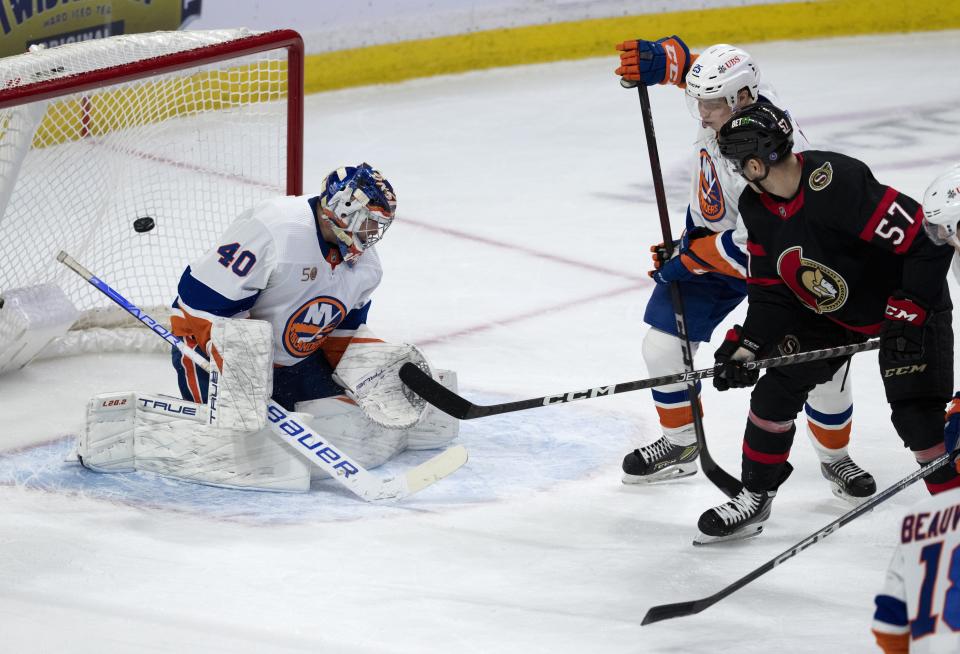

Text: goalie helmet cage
xmin=0 ymin=28 xmax=304 ymax=355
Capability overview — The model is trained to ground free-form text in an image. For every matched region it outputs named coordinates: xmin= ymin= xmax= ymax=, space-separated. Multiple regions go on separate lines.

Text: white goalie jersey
xmin=174 ymin=194 xmax=382 ymax=367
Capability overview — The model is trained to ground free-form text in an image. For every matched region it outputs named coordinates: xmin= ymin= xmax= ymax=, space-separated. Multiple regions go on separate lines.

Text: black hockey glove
xmin=713 ymin=325 xmax=763 ymax=391
xmin=880 ymin=292 xmax=928 ymax=363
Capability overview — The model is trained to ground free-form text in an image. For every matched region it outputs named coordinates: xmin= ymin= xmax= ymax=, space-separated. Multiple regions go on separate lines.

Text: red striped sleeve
xmin=859 ymin=187 xmax=900 ymax=242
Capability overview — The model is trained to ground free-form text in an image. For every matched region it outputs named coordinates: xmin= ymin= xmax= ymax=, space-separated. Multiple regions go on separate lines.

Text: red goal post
xmin=0 ymin=29 xmax=304 ymax=355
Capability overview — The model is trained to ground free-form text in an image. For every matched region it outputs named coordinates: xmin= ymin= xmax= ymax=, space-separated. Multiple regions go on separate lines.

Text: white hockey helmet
xmin=922 ymin=163 xmax=960 ymax=248
xmin=684 ymin=44 xmax=760 ymax=120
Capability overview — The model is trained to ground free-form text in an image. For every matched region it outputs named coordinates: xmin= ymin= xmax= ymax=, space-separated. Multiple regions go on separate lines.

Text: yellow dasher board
xmin=0 ymin=0 xmax=201 ymax=58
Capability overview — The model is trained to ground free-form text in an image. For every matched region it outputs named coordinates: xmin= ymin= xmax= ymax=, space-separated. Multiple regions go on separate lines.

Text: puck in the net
xmin=133 ymin=216 xmax=156 ymax=233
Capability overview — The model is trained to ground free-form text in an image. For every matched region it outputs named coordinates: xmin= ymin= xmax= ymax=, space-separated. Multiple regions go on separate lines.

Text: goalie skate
xmin=622 ymin=436 xmax=698 ymax=484
xmin=820 ymin=455 xmax=876 ymax=504
xmin=694 ymin=487 xmax=776 ymax=546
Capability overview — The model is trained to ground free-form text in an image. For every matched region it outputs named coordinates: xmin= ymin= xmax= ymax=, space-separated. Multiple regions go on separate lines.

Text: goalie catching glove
xmin=332 ymin=328 xmax=434 ymax=429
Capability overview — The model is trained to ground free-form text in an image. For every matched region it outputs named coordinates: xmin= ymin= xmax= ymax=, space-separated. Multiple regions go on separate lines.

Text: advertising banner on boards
xmin=0 ymin=0 xmax=201 ymax=57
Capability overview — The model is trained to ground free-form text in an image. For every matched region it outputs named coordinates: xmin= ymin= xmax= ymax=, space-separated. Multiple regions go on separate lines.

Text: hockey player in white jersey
xmin=874 ymin=164 xmax=960 ymax=652
xmin=614 ymin=37 xmax=875 ymax=502
xmin=76 ymin=164 xmax=459 ymax=492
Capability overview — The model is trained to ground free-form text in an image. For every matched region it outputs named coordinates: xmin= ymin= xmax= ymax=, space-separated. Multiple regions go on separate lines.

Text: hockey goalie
xmin=76 ymin=163 xmax=459 ymax=492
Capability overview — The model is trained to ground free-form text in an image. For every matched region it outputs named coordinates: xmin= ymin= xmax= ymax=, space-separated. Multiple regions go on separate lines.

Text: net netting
xmin=0 ymin=29 xmax=301 ymax=352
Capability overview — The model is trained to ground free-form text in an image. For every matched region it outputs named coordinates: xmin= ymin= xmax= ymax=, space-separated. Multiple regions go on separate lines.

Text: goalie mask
xmin=922 ymin=163 xmax=960 ymax=249
xmin=319 ymin=163 xmax=397 ymax=266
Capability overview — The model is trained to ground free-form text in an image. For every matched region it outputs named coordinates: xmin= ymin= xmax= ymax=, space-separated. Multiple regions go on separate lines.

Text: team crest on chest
xmin=808 ymin=162 xmax=833 ymax=191
xmin=776 ymin=246 xmax=848 ymax=314
xmin=283 ymin=295 xmax=347 ymax=358
xmin=698 ymin=149 xmax=726 ymax=222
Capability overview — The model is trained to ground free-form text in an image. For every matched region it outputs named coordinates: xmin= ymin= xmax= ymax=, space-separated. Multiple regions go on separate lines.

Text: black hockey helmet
xmin=717 ymin=102 xmax=794 ymax=172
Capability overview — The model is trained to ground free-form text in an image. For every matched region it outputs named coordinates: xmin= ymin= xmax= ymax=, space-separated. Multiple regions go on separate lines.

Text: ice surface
xmin=2 ymin=30 xmax=960 ymax=653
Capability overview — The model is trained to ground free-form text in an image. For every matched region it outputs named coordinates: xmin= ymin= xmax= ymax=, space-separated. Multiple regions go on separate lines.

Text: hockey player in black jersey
xmin=695 ymin=102 xmax=958 ymax=544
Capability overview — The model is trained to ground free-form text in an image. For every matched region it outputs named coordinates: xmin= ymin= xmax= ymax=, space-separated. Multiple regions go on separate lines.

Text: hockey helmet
xmin=684 ymin=44 xmax=759 ymax=120
xmin=921 ymin=163 xmax=960 ymax=248
xmin=717 ymin=102 xmax=794 ymax=173
xmin=319 ymin=163 xmax=397 ymax=265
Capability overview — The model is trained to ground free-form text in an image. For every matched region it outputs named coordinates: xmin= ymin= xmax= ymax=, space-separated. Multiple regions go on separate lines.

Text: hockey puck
xmin=133 ymin=216 xmax=155 ymax=233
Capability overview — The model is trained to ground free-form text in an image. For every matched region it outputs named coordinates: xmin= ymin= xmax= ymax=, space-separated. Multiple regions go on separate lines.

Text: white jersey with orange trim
xmin=873 ymin=485 xmax=960 ymax=654
xmin=684 ymin=84 xmax=810 ymax=278
xmin=174 ymin=194 xmax=382 ymax=368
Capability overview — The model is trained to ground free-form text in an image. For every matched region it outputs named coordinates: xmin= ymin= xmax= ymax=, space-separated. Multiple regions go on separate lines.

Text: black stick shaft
xmin=641 ymin=450 xmax=950 ymax=625
xmin=399 ymin=339 xmax=879 ymax=420
xmin=636 ymin=84 xmax=738 ymax=496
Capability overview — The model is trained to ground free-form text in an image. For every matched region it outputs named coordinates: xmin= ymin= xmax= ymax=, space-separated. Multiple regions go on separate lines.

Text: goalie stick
xmin=641 ymin=450 xmax=952 ymax=625
xmin=57 ymin=251 xmax=467 ymax=503
xmin=633 ymin=83 xmax=738 ymax=497
xmin=399 ymin=339 xmax=880 ymax=420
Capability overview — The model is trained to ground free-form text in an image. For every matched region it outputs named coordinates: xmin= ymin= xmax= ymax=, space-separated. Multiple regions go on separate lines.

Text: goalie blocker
xmin=77 ymin=317 xmax=459 ymax=492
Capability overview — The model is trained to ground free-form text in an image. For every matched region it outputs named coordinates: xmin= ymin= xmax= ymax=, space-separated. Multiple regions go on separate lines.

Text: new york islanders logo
xmin=776 ymin=247 xmax=848 ymax=314
xmin=283 ymin=296 xmax=347 ymax=358
xmin=698 ymin=150 xmax=726 ymax=222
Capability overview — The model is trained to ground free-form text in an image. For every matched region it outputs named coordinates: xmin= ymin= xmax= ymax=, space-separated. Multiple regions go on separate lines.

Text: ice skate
xmin=622 ymin=436 xmax=699 ymax=484
xmin=694 ymin=487 xmax=776 ymax=545
xmin=820 ymin=455 xmax=876 ymax=504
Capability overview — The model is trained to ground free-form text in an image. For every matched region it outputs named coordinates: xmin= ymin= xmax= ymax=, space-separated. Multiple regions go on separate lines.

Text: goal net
xmin=0 ymin=29 xmax=303 ymax=354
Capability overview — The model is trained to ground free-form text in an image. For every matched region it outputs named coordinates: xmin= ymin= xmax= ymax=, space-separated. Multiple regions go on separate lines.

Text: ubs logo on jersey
xmin=777 ymin=246 xmax=848 ymax=314
xmin=698 ymin=150 xmax=726 ymax=222
xmin=808 ymin=161 xmax=833 ymax=191
xmin=283 ymin=296 xmax=347 ymax=358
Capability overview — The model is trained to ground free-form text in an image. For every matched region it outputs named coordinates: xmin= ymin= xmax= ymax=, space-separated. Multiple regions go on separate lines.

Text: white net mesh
xmin=0 ymin=29 xmax=299 ymax=348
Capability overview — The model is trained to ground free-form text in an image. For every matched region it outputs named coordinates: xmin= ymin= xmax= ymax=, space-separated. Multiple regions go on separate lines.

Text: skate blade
xmin=622 ymin=462 xmax=698 ymax=485
xmin=692 ymin=524 xmax=764 ymax=546
xmin=830 ymin=484 xmax=875 ymax=507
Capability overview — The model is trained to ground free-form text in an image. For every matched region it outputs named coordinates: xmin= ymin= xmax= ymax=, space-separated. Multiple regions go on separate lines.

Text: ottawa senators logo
xmin=283 ymin=296 xmax=347 ymax=358
xmin=698 ymin=150 xmax=725 ymax=222
xmin=808 ymin=161 xmax=833 ymax=191
xmin=776 ymin=246 xmax=848 ymax=314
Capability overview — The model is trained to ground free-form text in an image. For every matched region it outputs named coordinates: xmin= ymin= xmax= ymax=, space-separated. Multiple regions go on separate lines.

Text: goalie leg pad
xmin=80 ymin=392 xmax=310 ymax=492
xmin=79 ymin=392 xmax=138 ymax=472
xmin=207 ymin=317 xmax=273 ymax=433
xmin=406 ymin=369 xmax=460 ymax=450
xmin=294 ymin=396 xmax=406 ymax=479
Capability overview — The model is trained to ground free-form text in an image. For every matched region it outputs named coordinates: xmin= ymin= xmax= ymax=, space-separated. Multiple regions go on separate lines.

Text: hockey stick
xmin=399 ymin=339 xmax=880 ymax=420
xmin=633 ymin=83 xmax=740 ymax=497
xmin=57 ymin=251 xmax=467 ymax=502
xmin=641 ymin=450 xmax=952 ymax=625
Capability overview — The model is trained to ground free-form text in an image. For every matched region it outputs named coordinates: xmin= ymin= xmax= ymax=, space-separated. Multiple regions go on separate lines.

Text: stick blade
xmin=641 ymin=599 xmax=708 ymax=626
xmin=399 ymin=362 xmax=474 ymax=419
xmin=404 ymin=444 xmax=469 ymax=495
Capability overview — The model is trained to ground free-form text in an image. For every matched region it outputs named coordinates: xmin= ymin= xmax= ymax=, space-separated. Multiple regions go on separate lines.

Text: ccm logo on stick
xmin=542 ymin=387 xmax=614 ymax=405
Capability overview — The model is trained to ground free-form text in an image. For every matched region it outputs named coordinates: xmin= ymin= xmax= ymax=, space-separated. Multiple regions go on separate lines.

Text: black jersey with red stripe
xmin=738 ymin=150 xmax=952 ymax=348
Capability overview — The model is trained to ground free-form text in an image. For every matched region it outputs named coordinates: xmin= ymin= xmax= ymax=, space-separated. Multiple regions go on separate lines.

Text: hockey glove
xmin=713 ymin=325 xmax=762 ymax=391
xmin=880 ymin=292 xmax=928 ymax=363
xmin=616 ymin=36 xmax=691 ymax=88
xmin=648 ymin=227 xmax=714 ymax=285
